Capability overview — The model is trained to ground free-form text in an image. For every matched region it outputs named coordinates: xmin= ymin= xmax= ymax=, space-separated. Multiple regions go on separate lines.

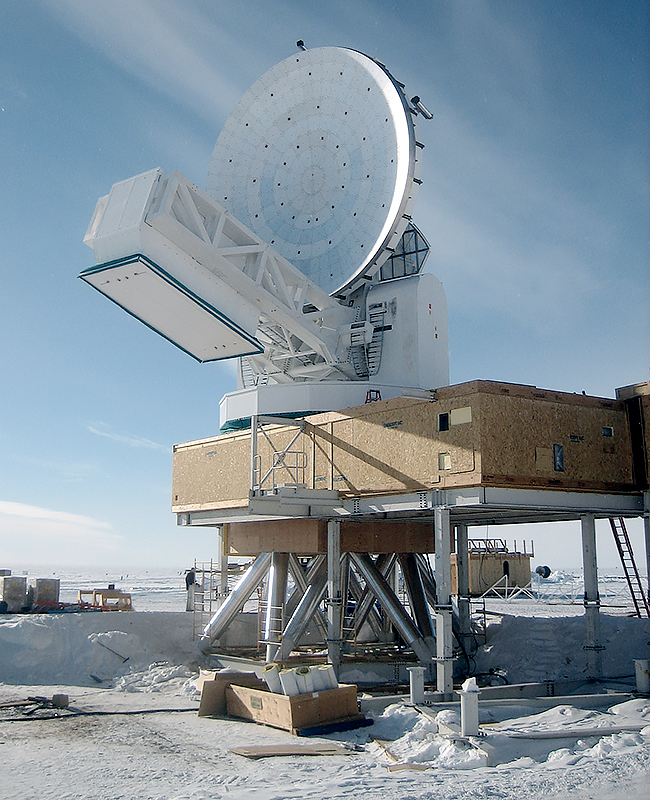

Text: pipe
xmin=581 ymin=514 xmax=603 ymax=678
xmin=347 ymin=564 xmax=384 ymax=640
xmin=201 ymin=552 xmax=272 ymax=645
xmin=287 ymin=554 xmax=328 ymax=639
xmin=349 ymin=552 xmax=433 ymax=664
xmin=278 ymin=558 xmax=328 ymax=660
xmin=398 ymin=553 xmax=435 ymax=644
xmin=327 ymin=520 xmax=342 ymax=674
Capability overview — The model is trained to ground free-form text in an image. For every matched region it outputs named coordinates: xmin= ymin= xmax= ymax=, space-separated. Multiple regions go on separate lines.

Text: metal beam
xmin=349 ymin=552 xmax=433 ymax=664
xmin=645 ymin=491 xmax=650 ymax=597
xmin=348 ymin=560 xmax=386 ymax=640
xmin=327 ymin=520 xmax=343 ymax=675
xmin=287 ymin=554 xmax=327 ymax=639
xmin=201 ymin=552 xmax=272 ymax=645
xmin=278 ymin=557 xmax=328 ymax=660
xmin=581 ymin=514 xmax=603 ymax=679
xmin=455 ymin=523 xmax=472 ymax=652
xmin=398 ymin=553 xmax=435 ymax=652
xmin=177 ymin=485 xmax=645 ymax=527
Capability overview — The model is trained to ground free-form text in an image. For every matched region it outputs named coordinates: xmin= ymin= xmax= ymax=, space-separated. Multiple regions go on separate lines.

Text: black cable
xmin=0 ymin=707 xmax=199 ymax=723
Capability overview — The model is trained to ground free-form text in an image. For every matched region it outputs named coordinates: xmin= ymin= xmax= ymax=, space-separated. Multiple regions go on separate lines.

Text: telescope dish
xmin=207 ymin=47 xmax=420 ymax=297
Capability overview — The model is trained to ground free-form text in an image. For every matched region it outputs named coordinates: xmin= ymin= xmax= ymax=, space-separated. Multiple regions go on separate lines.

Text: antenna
xmin=207 ymin=47 xmax=421 ymax=299
xmin=81 ymin=46 xmax=450 ymax=424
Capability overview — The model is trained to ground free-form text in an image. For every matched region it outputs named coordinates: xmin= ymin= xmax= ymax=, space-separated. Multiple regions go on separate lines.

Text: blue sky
xmin=0 ymin=0 xmax=648 ymax=570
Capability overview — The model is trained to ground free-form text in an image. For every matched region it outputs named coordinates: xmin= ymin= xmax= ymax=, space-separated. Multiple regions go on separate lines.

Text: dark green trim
xmin=220 ymin=410 xmax=319 ymax=434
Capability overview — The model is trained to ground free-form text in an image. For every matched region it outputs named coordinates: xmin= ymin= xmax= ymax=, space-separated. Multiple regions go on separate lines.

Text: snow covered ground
xmin=0 ymin=569 xmax=649 ymax=799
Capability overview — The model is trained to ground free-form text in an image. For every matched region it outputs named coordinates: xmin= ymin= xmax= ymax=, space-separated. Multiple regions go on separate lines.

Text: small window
xmin=439 ymin=452 xmax=451 ymax=470
xmin=553 ymin=444 xmax=564 ymax=472
xmin=602 ymin=426 xmax=614 ymax=437
xmin=438 ymin=412 xmax=450 ymax=432
xmin=450 ymin=406 xmax=472 ymax=425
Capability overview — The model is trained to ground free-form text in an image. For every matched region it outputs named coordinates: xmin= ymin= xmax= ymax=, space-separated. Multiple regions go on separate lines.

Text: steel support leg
xmin=645 ymin=491 xmax=650 ymax=597
xmin=581 ymin=514 xmax=603 ymax=679
xmin=215 ymin=525 xmax=229 ymax=610
xmin=349 ymin=552 xmax=433 ymax=665
xmin=455 ymin=523 xmax=472 ymax=653
xmin=398 ymin=553 xmax=435 ymax=656
xmin=327 ymin=520 xmax=343 ymax=675
xmin=279 ymin=557 xmax=328 ymax=660
xmin=201 ymin=552 xmax=272 ymax=646
xmin=435 ymin=506 xmax=454 ymax=694
xmin=264 ymin=552 xmax=289 ymax=662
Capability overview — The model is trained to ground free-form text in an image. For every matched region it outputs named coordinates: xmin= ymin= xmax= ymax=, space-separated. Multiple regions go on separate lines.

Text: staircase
xmin=610 ymin=517 xmax=650 ymax=617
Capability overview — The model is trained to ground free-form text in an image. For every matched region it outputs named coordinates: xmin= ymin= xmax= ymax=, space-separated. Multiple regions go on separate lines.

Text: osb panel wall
xmin=172 ymin=433 xmax=250 ymax=510
xmin=310 ymin=398 xmax=481 ymax=495
xmin=225 ymin=519 xmax=327 ymax=555
xmin=477 ymin=386 xmax=634 ymax=491
xmin=171 ymin=382 xmax=639 ymax=512
xmin=225 ymin=518 xmax=441 ymax=555
xmin=642 ymin=396 xmax=650 ymax=484
xmin=451 ymin=552 xmax=531 ymax=595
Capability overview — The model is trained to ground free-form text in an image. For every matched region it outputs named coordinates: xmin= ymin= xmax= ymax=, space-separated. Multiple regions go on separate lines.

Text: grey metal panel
xmin=179 ymin=486 xmax=644 ymax=528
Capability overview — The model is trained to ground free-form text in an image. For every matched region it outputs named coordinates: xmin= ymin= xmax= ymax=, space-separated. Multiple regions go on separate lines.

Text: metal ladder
xmin=609 ymin=518 xmax=650 ymax=618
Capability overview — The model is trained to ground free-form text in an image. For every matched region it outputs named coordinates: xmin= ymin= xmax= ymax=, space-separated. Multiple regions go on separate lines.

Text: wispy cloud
xmin=0 ymin=501 xmax=123 ymax=564
xmin=87 ymin=422 xmax=170 ymax=453
xmin=38 ymin=0 xmax=256 ymax=124
xmin=0 ymin=500 xmax=110 ymax=530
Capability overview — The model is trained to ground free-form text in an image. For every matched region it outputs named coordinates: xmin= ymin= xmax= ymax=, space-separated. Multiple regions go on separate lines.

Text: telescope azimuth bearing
xmin=207 ymin=47 xmax=421 ymax=298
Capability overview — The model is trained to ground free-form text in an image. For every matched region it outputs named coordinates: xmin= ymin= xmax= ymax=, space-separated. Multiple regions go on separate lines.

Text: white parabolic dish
xmin=207 ymin=47 xmax=420 ymax=297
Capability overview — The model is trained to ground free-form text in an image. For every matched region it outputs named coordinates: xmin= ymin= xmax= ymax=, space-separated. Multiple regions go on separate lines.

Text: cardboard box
xmin=198 ymin=671 xmax=268 ymax=717
xmin=32 ymin=578 xmax=60 ymax=605
xmin=225 ymin=683 xmax=361 ymax=734
xmin=1 ymin=576 xmax=27 ymax=613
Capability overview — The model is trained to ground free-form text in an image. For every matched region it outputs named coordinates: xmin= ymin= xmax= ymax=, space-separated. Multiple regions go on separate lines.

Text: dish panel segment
xmin=208 ymin=47 xmax=418 ymax=297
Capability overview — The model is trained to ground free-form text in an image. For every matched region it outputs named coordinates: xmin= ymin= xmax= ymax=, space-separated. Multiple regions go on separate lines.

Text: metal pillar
xmin=435 ymin=506 xmax=454 ymax=695
xmin=287 ymin=554 xmax=328 ymax=639
xmin=645 ymin=491 xmax=650 ymax=597
xmin=202 ymin=552 xmax=272 ymax=645
xmin=327 ymin=520 xmax=343 ymax=675
xmin=250 ymin=415 xmax=258 ymax=490
xmin=581 ymin=514 xmax=603 ymax=679
xmin=349 ymin=552 xmax=433 ymax=665
xmin=279 ymin=557 xmax=328 ymax=660
xmin=264 ymin=552 xmax=289 ymax=662
xmin=215 ymin=525 xmax=229 ymax=610
xmin=398 ymin=553 xmax=436 ymax=655
xmin=455 ymin=523 xmax=472 ymax=653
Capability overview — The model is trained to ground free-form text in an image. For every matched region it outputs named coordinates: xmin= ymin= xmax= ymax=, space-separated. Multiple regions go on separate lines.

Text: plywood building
xmin=172 ymin=380 xmax=646 ymax=555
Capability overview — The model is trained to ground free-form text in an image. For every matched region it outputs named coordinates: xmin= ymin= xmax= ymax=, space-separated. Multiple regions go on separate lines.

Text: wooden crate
xmin=225 ymin=683 xmax=362 ymax=734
